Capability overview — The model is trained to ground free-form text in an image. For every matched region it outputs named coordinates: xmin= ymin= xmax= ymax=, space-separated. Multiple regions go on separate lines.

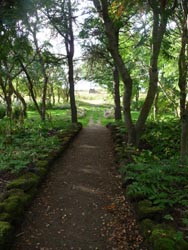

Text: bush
xmin=142 ymin=119 xmax=180 ymax=159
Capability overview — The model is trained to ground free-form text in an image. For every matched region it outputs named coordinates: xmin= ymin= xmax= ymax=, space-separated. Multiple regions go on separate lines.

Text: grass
xmin=27 ymin=109 xmax=70 ymax=119
xmin=77 ymin=100 xmax=114 ymax=127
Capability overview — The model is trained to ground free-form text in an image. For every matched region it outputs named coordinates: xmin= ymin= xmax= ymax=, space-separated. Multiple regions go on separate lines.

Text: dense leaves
xmin=112 ymin=119 xmax=188 ymax=245
xmin=0 ymin=118 xmax=69 ymax=172
xmin=120 ymin=160 xmax=188 ymax=208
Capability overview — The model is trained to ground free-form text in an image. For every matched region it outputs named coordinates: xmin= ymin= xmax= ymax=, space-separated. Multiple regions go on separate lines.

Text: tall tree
xmin=24 ymin=10 xmax=50 ymax=121
xmin=93 ymin=0 xmax=177 ymax=146
xmin=45 ymin=0 xmax=78 ymax=123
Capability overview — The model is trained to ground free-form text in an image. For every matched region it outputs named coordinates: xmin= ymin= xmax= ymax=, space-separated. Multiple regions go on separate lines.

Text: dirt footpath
xmin=11 ymin=125 xmax=145 ymax=250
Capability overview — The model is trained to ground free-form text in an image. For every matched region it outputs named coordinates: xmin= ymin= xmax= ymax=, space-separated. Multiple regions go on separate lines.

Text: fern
xmin=120 ymin=159 xmax=188 ymax=208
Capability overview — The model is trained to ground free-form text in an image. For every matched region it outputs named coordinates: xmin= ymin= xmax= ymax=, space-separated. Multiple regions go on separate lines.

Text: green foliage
xmin=120 ymin=160 xmax=188 ymax=208
xmin=27 ymin=102 xmax=37 ymax=111
xmin=113 ymin=119 xmax=188 ymax=247
xmin=142 ymin=119 xmax=180 ymax=159
xmin=0 ymin=117 xmax=72 ymax=173
xmin=0 ymin=221 xmax=13 ymax=248
xmin=150 ymin=225 xmax=188 ymax=250
xmin=77 ymin=102 xmax=114 ymax=127
xmin=137 ymin=200 xmax=165 ymax=219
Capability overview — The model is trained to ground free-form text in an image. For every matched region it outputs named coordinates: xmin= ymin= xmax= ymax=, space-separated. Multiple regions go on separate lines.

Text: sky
xmin=36 ymin=0 xmax=98 ymax=90
xmin=37 ymin=0 xmax=94 ymax=59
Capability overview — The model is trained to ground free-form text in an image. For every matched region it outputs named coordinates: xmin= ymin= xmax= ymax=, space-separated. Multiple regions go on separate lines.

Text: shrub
xmin=142 ymin=119 xmax=180 ymax=159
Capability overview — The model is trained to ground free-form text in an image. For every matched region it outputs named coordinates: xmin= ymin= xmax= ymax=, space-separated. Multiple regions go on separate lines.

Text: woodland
xmin=0 ymin=0 xmax=188 ymax=249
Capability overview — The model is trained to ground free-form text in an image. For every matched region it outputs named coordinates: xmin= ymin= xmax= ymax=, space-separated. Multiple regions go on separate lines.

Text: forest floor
xmin=11 ymin=117 xmax=146 ymax=250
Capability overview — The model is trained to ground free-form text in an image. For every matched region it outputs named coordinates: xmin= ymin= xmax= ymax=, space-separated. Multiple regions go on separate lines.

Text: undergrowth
xmin=115 ymin=119 xmax=188 ymax=232
xmin=120 ymin=159 xmax=188 ymax=208
xmin=0 ymin=118 xmax=71 ymax=173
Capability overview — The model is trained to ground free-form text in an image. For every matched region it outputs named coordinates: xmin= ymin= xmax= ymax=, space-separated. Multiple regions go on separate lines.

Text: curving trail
xmin=11 ymin=123 xmax=145 ymax=250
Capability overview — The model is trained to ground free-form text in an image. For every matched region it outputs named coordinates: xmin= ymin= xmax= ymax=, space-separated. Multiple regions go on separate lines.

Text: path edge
xmin=0 ymin=123 xmax=82 ymax=250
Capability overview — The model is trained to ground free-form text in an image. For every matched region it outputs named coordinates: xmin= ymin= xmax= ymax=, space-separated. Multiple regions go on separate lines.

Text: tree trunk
xmin=68 ymin=55 xmax=77 ymax=123
xmin=41 ymin=76 xmax=48 ymax=121
xmin=135 ymin=7 xmax=168 ymax=144
xmin=6 ymin=94 xmax=12 ymax=118
xmin=135 ymin=85 xmax=140 ymax=111
xmin=93 ymin=0 xmax=173 ymax=145
xmin=66 ymin=0 xmax=77 ymax=123
xmin=13 ymin=87 xmax=27 ymax=117
xmin=178 ymin=0 xmax=188 ymax=159
xmin=32 ymin=19 xmax=48 ymax=121
xmin=153 ymin=89 xmax=159 ymax=120
xmin=51 ymin=84 xmax=55 ymax=105
xmin=181 ymin=107 xmax=188 ymax=159
xmin=57 ymin=88 xmax=61 ymax=103
xmin=93 ymin=0 xmax=135 ymax=143
xmin=113 ymin=63 xmax=121 ymax=121
xmin=0 ymin=74 xmax=10 ymax=117
xmin=19 ymin=59 xmax=42 ymax=118
xmin=45 ymin=0 xmax=77 ymax=123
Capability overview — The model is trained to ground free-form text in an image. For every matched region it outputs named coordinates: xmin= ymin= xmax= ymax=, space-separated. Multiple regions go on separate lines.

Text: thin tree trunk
xmin=0 ymin=74 xmax=9 ymax=117
xmin=51 ymin=84 xmax=55 ymax=105
xmin=32 ymin=19 xmax=48 ymax=121
xmin=135 ymin=85 xmax=140 ymax=111
xmin=135 ymin=7 xmax=168 ymax=144
xmin=153 ymin=89 xmax=159 ymax=120
xmin=57 ymin=88 xmax=61 ymax=103
xmin=13 ymin=88 xmax=27 ymax=117
xmin=178 ymin=0 xmax=188 ymax=159
xmin=113 ymin=65 xmax=122 ymax=121
xmin=68 ymin=55 xmax=77 ymax=123
xmin=93 ymin=0 xmax=135 ymax=143
xmin=181 ymin=106 xmax=188 ymax=159
xmin=66 ymin=0 xmax=77 ymax=123
xmin=19 ymin=59 xmax=42 ymax=118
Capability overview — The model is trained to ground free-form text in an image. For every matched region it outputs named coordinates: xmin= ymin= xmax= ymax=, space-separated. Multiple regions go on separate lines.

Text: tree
xmin=26 ymin=10 xmax=50 ymax=121
xmin=45 ymin=0 xmax=78 ymax=123
xmin=13 ymin=10 xmax=55 ymax=121
xmin=80 ymin=11 xmax=122 ymax=120
xmin=92 ymin=0 xmax=177 ymax=146
xmin=0 ymin=0 xmax=55 ymax=120
xmin=0 ymin=0 xmax=31 ymax=118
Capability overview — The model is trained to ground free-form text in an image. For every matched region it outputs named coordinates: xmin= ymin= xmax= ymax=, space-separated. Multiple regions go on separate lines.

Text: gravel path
xmin=11 ymin=123 xmax=145 ymax=250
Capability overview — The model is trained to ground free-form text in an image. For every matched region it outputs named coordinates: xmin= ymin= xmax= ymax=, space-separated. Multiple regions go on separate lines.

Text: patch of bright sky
xmin=37 ymin=0 xmax=94 ymax=59
xmin=36 ymin=0 xmax=99 ymax=91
